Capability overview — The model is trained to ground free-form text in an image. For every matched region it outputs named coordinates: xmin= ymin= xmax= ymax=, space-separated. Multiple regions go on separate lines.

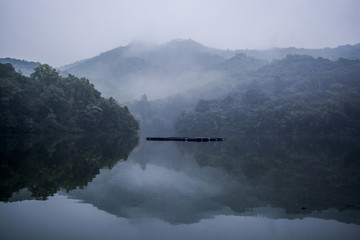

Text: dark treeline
xmin=175 ymin=55 xmax=360 ymax=136
xmin=0 ymin=133 xmax=139 ymax=201
xmin=0 ymin=63 xmax=139 ymax=134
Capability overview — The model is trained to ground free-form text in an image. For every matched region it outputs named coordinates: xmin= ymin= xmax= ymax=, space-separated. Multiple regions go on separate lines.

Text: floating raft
xmin=146 ymin=137 xmax=224 ymax=142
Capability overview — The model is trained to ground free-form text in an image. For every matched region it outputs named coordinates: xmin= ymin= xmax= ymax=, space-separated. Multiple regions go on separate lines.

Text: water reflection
xmin=67 ymin=135 xmax=360 ymax=225
xmin=67 ymin=141 xmax=233 ymax=224
xmin=178 ymin=135 xmax=360 ymax=223
xmin=2 ymin=195 xmax=359 ymax=240
xmin=0 ymin=133 xmax=139 ymax=201
xmin=2 ymin=134 xmax=360 ymax=227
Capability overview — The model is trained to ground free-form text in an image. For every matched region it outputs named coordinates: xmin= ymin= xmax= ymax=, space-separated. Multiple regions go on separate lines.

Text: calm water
xmin=1 ymin=134 xmax=360 ymax=240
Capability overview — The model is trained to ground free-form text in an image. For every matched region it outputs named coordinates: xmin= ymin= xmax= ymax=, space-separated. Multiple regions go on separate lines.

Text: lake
xmin=1 ymin=134 xmax=360 ymax=240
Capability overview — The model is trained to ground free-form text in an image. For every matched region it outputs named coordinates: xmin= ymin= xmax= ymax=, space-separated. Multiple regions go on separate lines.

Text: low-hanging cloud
xmin=1 ymin=0 xmax=359 ymax=66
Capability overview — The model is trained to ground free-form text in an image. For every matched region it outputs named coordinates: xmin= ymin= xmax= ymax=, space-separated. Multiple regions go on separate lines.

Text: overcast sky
xmin=1 ymin=0 xmax=359 ymax=67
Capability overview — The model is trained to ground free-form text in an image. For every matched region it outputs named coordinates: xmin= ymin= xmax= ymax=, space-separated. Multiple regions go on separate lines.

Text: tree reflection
xmin=0 ymin=133 xmax=138 ymax=201
xmin=62 ymin=136 xmax=360 ymax=225
xmin=177 ymin=135 xmax=360 ymax=216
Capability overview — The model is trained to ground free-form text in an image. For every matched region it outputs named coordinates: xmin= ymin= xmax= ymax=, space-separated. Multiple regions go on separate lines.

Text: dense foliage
xmin=175 ymin=55 xmax=360 ymax=135
xmin=0 ymin=63 xmax=139 ymax=134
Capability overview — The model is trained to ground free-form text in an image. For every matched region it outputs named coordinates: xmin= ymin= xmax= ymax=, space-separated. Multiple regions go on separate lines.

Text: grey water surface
xmin=1 ymin=135 xmax=359 ymax=240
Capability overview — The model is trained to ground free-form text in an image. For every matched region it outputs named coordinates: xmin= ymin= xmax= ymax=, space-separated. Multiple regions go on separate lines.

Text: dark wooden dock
xmin=146 ymin=137 xmax=224 ymax=142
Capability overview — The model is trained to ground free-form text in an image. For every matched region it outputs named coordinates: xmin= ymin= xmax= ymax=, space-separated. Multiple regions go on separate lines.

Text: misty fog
xmin=1 ymin=0 xmax=360 ymax=239
xmin=60 ymin=40 xmax=231 ymax=102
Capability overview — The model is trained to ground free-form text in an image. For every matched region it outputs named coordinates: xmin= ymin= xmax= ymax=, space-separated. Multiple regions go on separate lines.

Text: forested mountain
xmin=4 ymin=40 xmax=359 ymax=135
xmin=214 ymin=53 xmax=268 ymax=77
xmin=60 ymin=39 xmax=234 ymax=101
xmin=60 ymin=39 xmax=360 ymax=104
xmin=237 ymin=43 xmax=360 ymax=61
xmin=175 ymin=55 xmax=360 ymax=135
xmin=62 ymin=39 xmax=233 ymax=76
xmin=0 ymin=63 xmax=138 ymax=134
xmin=127 ymin=52 xmax=269 ymax=135
xmin=0 ymin=58 xmax=40 ymax=76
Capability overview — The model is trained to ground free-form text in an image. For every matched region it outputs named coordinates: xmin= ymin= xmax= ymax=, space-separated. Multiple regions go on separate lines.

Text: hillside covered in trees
xmin=57 ymin=40 xmax=360 ymax=135
xmin=60 ymin=40 xmax=360 ymax=102
xmin=3 ymin=41 xmax=360 ymax=136
xmin=0 ymin=63 xmax=138 ymax=134
xmin=175 ymin=55 xmax=360 ymax=136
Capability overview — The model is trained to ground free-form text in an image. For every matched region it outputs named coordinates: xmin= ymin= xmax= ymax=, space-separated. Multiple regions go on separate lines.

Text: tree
xmin=0 ymin=63 xmax=138 ymax=134
xmin=31 ymin=64 xmax=60 ymax=85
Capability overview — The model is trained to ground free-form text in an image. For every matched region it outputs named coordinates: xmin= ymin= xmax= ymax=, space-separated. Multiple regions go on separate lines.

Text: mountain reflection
xmin=68 ymin=162 xmax=231 ymax=224
xmin=178 ymin=135 xmax=360 ymax=218
xmin=0 ymin=133 xmax=139 ymax=201
xmin=66 ymin=136 xmax=360 ymax=225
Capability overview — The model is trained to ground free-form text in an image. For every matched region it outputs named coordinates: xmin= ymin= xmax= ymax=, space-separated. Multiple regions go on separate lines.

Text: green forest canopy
xmin=175 ymin=55 xmax=360 ymax=135
xmin=0 ymin=63 xmax=139 ymax=134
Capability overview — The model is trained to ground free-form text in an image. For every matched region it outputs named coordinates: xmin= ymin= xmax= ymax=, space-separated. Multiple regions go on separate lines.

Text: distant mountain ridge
xmin=61 ymin=39 xmax=231 ymax=75
xmin=3 ymin=40 xmax=359 ymax=135
xmin=237 ymin=43 xmax=360 ymax=61
xmin=0 ymin=58 xmax=40 ymax=76
xmin=60 ymin=39 xmax=237 ymax=101
xmin=4 ymin=40 xmax=359 ymax=102
xmin=60 ymin=40 xmax=360 ymax=102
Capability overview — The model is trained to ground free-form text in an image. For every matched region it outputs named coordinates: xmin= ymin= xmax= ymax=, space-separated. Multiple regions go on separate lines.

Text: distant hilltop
xmin=236 ymin=43 xmax=360 ymax=61
xmin=0 ymin=58 xmax=40 ymax=76
xmin=58 ymin=40 xmax=360 ymax=101
xmin=2 ymin=39 xmax=359 ymax=77
xmin=2 ymin=39 xmax=360 ymax=102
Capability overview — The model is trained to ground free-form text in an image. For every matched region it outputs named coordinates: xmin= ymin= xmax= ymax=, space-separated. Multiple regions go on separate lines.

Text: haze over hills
xmin=237 ymin=43 xmax=360 ymax=62
xmin=175 ymin=55 xmax=360 ymax=136
xmin=2 ymin=1 xmax=360 ymax=237
xmin=60 ymin=39 xmax=234 ymax=101
xmin=2 ymin=39 xmax=360 ymax=135
xmin=59 ymin=39 xmax=360 ymax=102
xmin=2 ymin=39 xmax=359 ymax=103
